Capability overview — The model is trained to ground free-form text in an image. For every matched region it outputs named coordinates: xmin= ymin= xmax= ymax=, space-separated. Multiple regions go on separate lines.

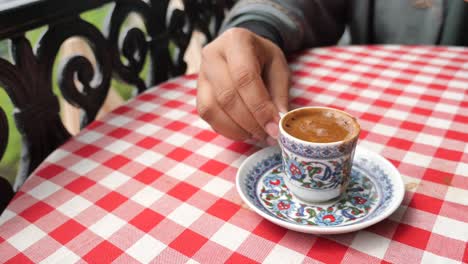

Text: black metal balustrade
xmin=0 ymin=0 xmax=234 ymax=209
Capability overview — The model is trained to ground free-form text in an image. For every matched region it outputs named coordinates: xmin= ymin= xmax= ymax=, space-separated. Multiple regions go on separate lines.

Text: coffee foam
xmin=282 ymin=108 xmax=359 ymax=143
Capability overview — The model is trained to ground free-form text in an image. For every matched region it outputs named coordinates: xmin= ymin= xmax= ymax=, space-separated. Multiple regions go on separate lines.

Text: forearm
xmin=220 ymin=0 xmax=348 ymax=53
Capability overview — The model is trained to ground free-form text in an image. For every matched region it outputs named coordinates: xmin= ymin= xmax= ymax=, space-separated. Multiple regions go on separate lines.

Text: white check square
xmin=167 ymin=203 xmax=203 ymax=228
xmin=455 ymin=162 xmax=468 ymax=177
xmin=135 ymin=102 xmax=158 ymax=112
xmin=166 ymin=109 xmax=187 ymax=120
xmin=372 ymin=124 xmax=398 ymax=137
xmin=40 ymin=246 xmax=80 ymax=264
xmin=89 ymin=214 xmax=126 ymax=239
xmin=47 ymin=149 xmax=70 ymax=163
xmin=107 ymin=116 xmax=132 ymax=127
xmin=131 ymin=186 xmax=164 ymax=207
xmin=166 ymin=134 xmax=191 ymax=147
xmin=402 ymin=152 xmax=432 ymax=167
xmin=8 ymin=225 xmax=46 ymax=251
xmin=136 ymin=123 xmax=161 ymax=136
xmin=134 ymin=151 xmax=164 ymax=167
xmin=445 ymin=187 xmax=468 ymax=206
xmin=126 ymin=235 xmax=166 ymax=263
xmin=421 ymin=252 xmax=459 ymax=264
xmin=386 ymin=109 xmax=409 ymax=120
xmin=105 ymin=140 xmax=132 ymax=154
xmin=69 ymin=159 xmax=99 ymax=175
xmin=29 ymin=181 xmax=61 ymax=200
xmin=76 ymin=131 xmax=102 ymax=144
xmin=351 ymin=231 xmax=391 ymax=259
xmin=100 ymin=171 xmax=130 ymax=190
xmin=202 ymin=178 xmax=233 ymax=197
xmin=211 ymin=223 xmax=250 ymax=251
xmin=395 ymin=96 xmax=418 ymax=107
xmin=434 ymin=103 xmax=458 ymax=114
xmin=414 ymin=133 xmax=443 ymax=147
xmin=433 ymin=215 xmax=468 ymax=241
xmin=263 ymin=244 xmax=305 ymax=264
xmin=198 ymin=144 xmax=224 ymax=158
xmin=167 ymin=163 xmax=197 ymax=181
xmin=57 ymin=196 xmax=93 ymax=218
xmin=426 ymin=116 xmax=451 ymax=129
xmin=160 ymin=90 xmax=183 ymax=100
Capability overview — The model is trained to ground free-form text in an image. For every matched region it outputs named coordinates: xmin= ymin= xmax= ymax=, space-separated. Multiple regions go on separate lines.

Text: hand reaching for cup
xmin=196 ymin=28 xmax=290 ymax=144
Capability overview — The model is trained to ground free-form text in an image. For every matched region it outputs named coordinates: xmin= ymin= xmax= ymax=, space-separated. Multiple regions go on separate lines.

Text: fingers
xmin=201 ymin=46 xmax=267 ymax=140
xmin=263 ymin=45 xmax=290 ymax=114
xmin=196 ymin=72 xmax=250 ymax=140
xmin=224 ymin=30 xmax=281 ymax=138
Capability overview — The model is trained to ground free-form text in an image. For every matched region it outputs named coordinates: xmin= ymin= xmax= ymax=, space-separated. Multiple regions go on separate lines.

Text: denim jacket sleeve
xmin=220 ymin=0 xmax=349 ymax=53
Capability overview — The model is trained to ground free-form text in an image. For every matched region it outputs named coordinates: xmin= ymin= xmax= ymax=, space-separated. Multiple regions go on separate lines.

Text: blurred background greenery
xmin=0 ymin=4 xmax=138 ymax=184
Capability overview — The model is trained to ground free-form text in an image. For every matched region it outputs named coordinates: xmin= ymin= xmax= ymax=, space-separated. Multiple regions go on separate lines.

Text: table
xmin=1 ymin=46 xmax=467 ymax=263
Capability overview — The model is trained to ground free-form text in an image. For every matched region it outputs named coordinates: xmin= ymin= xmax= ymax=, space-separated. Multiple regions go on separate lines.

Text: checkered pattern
xmin=1 ymin=46 xmax=467 ymax=263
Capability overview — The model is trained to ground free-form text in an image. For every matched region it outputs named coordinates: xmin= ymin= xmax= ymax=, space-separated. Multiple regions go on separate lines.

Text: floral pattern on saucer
xmin=242 ymin=150 xmax=397 ymax=228
xmin=259 ymin=161 xmax=378 ymax=226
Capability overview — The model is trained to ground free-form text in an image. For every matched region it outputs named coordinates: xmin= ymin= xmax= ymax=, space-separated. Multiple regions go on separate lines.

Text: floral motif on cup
xmin=279 ymin=134 xmax=357 ymax=159
xmin=283 ymin=152 xmax=347 ymax=190
xmin=258 ymin=163 xmax=378 ymax=226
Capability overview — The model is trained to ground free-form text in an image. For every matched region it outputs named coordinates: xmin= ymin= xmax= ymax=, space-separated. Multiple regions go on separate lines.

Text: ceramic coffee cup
xmin=278 ymin=107 xmax=360 ymax=203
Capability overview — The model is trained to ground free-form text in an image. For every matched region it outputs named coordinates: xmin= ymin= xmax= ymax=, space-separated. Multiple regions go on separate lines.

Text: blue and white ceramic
xmin=236 ymin=146 xmax=404 ymax=234
xmin=279 ymin=107 xmax=360 ymax=203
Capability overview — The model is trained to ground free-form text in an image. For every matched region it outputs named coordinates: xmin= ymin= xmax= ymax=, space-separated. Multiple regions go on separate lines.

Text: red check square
xmin=166 ymin=121 xmax=188 ymax=131
xmin=169 ymin=229 xmax=208 ymax=257
xmin=108 ymin=128 xmax=132 ymax=139
xmin=137 ymin=113 xmax=159 ymax=122
xmin=225 ymin=253 xmax=259 ymax=264
xmin=409 ymin=193 xmax=444 ymax=214
xmin=307 ymin=238 xmax=348 ymax=264
xmin=392 ymin=223 xmax=431 ymax=250
xmin=434 ymin=148 xmax=463 ymax=162
xmin=422 ymin=168 xmax=453 ymax=186
xmin=65 ymin=177 xmax=96 ymax=194
xmin=252 ymin=219 xmax=287 ymax=243
xmin=401 ymin=121 xmax=424 ymax=132
xmin=83 ymin=241 xmax=123 ymax=263
xmin=113 ymin=105 xmax=131 ymax=114
xmin=195 ymin=131 xmax=217 ymax=141
xmin=96 ymin=191 xmax=127 ymax=212
xmin=5 ymin=254 xmax=34 ymax=264
xmin=137 ymin=94 xmax=156 ymax=101
xmin=168 ymin=182 xmax=198 ymax=201
xmin=168 ymin=148 xmax=192 ymax=162
xmin=136 ymin=137 xmax=161 ymax=149
xmin=75 ymin=145 xmax=100 ymax=158
xmin=36 ymin=164 xmax=65 ymax=179
xmin=19 ymin=201 xmax=54 ymax=223
xmin=104 ymin=155 xmax=131 ymax=170
xmin=227 ymin=142 xmax=253 ymax=154
xmin=387 ymin=138 xmax=413 ymax=150
xmin=164 ymin=100 xmax=183 ymax=108
xmin=207 ymin=198 xmax=240 ymax=221
xmin=200 ymin=160 xmax=228 ymax=175
xmin=134 ymin=168 xmax=163 ymax=184
xmin=129 ymin=209 xmax=164 ymax=232
xmin=50 ymin=219 xmax=86 ymax=244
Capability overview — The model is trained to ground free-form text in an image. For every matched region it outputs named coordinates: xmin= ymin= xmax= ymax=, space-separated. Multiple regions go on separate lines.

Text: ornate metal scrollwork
xmin=0 ymin=0 xmax=234 ymax=191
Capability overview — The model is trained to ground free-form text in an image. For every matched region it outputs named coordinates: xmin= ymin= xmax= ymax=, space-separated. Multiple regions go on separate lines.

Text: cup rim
xmin=279 ymin=106 xmax=361 ymax=146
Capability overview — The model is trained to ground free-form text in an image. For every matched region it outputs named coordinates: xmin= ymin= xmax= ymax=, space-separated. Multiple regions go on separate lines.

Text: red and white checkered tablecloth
xmin=1 ymin=45 xmax=467 ymax=263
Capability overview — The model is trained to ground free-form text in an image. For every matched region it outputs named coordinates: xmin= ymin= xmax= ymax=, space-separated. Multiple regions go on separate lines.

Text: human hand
xmin=196 ymin=28 xmax=290 ymax=143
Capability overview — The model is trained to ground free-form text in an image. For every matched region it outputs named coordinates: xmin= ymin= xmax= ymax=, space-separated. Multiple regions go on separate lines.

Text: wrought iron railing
xmin=0 ymin=0 xmax=234 ymax=193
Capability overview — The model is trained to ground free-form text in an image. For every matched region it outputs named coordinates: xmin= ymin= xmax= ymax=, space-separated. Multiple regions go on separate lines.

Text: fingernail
xmin=265 ymin=122 xmax=279 ymax=139
xmin=266 ymin=136 xmax=278 ymax=146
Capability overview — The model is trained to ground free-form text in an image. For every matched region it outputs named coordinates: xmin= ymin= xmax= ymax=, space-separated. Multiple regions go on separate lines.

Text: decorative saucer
xmin=236 ymin=146 xmax=404 ymax=234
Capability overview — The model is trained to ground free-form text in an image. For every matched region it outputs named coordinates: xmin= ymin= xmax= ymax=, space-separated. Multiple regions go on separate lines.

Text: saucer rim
xmin=236 ymin=145 xmax=405 ymax=234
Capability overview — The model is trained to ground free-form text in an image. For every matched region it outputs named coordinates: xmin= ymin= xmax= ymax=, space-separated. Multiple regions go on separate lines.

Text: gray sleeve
xmin=220 ymin=0 xmax=349 ymax=53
